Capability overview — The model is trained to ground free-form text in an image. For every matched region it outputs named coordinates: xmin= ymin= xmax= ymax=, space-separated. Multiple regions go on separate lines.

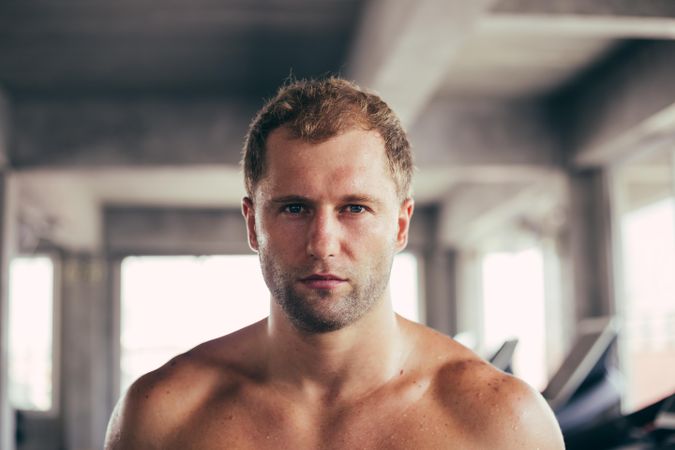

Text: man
xmin=105 ymin=78 xmax=565 ymax=449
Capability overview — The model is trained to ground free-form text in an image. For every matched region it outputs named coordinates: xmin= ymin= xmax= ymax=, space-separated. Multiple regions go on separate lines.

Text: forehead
xmin=258 ymin=127 xmax=397 ymax=200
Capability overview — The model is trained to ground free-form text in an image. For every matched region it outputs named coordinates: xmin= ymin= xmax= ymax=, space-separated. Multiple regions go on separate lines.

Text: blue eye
xmin=284 ymin=204 xmax=305 ymax=214
xmin=346 ymin=205 xmax=365 ymax=214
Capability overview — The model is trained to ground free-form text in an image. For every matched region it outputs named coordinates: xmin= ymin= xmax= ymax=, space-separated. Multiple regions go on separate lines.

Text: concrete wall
xmin=554 ymin=41 xmax=675 ymax=166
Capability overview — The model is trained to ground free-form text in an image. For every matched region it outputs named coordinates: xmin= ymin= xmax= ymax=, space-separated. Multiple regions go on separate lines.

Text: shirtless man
xmin=105 ymin=78 xmax=565 ymax=449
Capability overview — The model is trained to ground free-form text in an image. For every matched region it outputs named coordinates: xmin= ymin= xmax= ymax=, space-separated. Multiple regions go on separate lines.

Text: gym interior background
xmin=1 ymin=1 xmax=674 ymax=449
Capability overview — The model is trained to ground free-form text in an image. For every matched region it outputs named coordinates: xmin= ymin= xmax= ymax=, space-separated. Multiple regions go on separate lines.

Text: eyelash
xmin=345 ymin=205 xmax=365 ymax=214
xmin=281 ymin=204 xmax=367 ymax=215
xmin=283 ymin=204 xmax=306 ymax=215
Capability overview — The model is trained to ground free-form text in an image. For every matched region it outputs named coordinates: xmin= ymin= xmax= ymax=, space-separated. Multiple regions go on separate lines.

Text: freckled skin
xmin=104 ymin=128 xmax=565 ymax=450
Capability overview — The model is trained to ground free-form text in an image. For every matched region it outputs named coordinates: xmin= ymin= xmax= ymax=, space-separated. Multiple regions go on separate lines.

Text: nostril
xmin=306 ymin=235 xmax=339 ymax=259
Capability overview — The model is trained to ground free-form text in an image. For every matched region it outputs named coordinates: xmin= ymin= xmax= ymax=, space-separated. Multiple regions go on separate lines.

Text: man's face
xmin=242 ymin=127 xmax=414 ymax=333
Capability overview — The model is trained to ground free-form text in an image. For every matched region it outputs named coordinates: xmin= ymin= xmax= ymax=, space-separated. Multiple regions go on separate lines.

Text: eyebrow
xmin=269 ymin=195 xmax=312 ymax=205
xmin=341 ymin=194 xmax=382 ymax=205
xmin=269 ymin=194 xmax=383 ymax=206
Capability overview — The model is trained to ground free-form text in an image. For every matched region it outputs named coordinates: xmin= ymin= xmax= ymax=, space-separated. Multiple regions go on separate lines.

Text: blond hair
xmin=242 ymin=77 xmax=413 ymax=200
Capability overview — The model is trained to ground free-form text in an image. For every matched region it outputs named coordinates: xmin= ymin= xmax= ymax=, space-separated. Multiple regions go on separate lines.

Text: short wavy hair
xmin=242 ymin=77 xmax=413 ymax=201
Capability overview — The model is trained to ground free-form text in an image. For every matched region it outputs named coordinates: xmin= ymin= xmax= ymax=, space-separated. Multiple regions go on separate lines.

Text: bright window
xmin=613 ymin=148 xmax=675 ymax=411
xmin=391 ymin=252 xmax=420 ymax=322
xmin=120 ymin=253 xmax=419 ymax=393
xmin=120 ymin=255 xmax=269 ymax=394
xmin=481 ymin=247 xmax=547 ymax=390
xmin=8 ymin=256 xmax=55 ymax=411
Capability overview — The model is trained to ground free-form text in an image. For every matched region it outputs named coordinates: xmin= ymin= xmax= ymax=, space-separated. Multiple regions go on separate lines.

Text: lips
xmin=300 ymin=273 xmax=347 ymax=289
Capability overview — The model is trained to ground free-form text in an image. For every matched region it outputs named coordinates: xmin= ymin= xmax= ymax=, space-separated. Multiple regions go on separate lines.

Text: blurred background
xmin=1 ymin=0 xmax=674 ymax=449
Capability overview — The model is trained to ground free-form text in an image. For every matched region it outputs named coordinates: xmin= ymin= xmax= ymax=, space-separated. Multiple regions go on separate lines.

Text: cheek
xmin=348 ymin=216 xmax=398 ymax=248
xmin=258 ymin=218 xmax=306 ymax=254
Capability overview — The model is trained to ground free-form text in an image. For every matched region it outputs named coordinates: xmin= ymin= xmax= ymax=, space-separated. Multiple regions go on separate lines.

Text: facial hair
xmin=259 ymin=248 xmax=395 ymax=333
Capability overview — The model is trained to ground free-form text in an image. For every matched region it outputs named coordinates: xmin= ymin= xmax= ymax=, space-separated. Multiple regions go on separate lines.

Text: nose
xmin=306 ymin=209 xmax=340 ymax=259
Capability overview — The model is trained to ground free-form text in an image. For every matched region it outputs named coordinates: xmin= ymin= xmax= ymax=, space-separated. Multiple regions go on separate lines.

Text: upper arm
xmin=104 ymin=392 xmax=140 ymax=450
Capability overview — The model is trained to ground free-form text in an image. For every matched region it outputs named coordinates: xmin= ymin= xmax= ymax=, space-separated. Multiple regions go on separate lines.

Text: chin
xmin=279 ymin=291 xmax=376 ymax=334
xmin=291 ymin=317 xmax=349 ymax=334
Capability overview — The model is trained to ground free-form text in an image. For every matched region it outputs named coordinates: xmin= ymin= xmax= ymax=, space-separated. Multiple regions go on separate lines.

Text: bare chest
xmin=165 ymin=391 xmax=478 ymax=450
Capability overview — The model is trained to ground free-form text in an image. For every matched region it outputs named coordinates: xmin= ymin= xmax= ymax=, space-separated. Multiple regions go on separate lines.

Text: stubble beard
xmin=259 ymin=251 xmax=394 ymax=333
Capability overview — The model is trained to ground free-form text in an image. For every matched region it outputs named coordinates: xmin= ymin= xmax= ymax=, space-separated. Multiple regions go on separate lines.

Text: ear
xmin=241 ymin=197 xmax=259 ymax=252
xmin=395 ymin=198 xmax=414 ymax=251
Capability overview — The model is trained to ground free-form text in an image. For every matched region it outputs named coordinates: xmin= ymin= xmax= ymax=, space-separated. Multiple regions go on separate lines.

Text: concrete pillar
xmin=60 ymin=253 xmax=110 ymax=450
xmin=423 ymin=248 xmax=457 ymax=336
xmin=0 ymin=175 xmax=13 ymax=450
xmin=566 ymin=169 xmax=615 ymax=321
xmin=455 ymin=250 xmax=484 ymax=344
xmin=406 ymin=206 xmax=457 ymax=336
xmin=0 ymin=85 xmax=15 ymax=450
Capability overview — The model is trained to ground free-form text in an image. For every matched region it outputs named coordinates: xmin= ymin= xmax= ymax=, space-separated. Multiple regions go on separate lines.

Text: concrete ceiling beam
xmin=489 ymin=0 xmax=675 ymax=39
xmin=409 ymin=98 xmax=561 ymax=167
xmin=493 ymin=0 xmax=675 ymax=18
xmin=346 ymin=0 xmax=500 ymax=127
xmin=11 ymin=95 xmax=561 ymax=171
xmin=560 ymin=41 xmax=675 ymax=167
xmin=10 ymin=98 xmax=256 ymax=168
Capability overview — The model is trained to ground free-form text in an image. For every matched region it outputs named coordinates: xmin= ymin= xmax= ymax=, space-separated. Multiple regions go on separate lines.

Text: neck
xmin=266 ymin=294 xmax=410 ymax=403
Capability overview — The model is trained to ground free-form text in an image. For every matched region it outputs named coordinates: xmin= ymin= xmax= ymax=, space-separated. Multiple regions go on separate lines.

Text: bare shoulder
xmin=403 ymin=321 xmax=564 ymax=449
xmin=438 ymin=360 xmax=563 ymax=449
xmin=104 ymin=353 xmax=200 ymax=449
xmin=430 ymin=343 xmax=563 ymax=448
xmin=104 ymin=320 xmax=267 ymax=450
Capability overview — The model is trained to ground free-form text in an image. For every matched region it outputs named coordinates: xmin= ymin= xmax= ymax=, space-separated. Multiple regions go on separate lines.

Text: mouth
xmin=300 ymin=273 xmax=348 ymax=290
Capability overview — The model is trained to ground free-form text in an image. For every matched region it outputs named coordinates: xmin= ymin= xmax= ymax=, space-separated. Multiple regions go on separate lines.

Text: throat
xmin=266 ymin=315 xmax=414 ymax=404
